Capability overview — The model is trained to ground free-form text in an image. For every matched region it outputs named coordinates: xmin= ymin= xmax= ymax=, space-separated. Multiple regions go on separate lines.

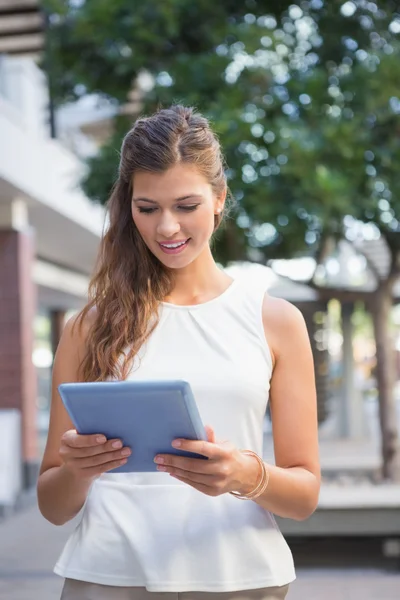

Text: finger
xmin=75 ymin=447 xmax=131 ymax=469
xmin=155 ymin=454 xmax=216 ymax=474
xmin=63 ymin=438 xmax=127 ymax=459
xmin=82 ymin=456 xmax=129 ymax=477
xmin=171 ymin=438 xmax=223 ymax=459
xmin=205 ymin=425 xmax=216 ymax=443
xmin=160 ymin=464 xmax=219 ymax=486
xmin=170 ymin=474 xmax=216 ymax=496
xmin=62 ymin=430 xmax=108 ymax=449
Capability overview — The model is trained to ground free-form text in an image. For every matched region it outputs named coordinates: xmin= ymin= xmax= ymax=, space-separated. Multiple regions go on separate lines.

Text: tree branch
xmin=389 ymin=248 xmax=400 ymax=279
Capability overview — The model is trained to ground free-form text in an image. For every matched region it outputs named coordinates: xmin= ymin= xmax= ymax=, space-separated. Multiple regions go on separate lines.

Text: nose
xmin=156 ymin=211 xmax=180 ymax=239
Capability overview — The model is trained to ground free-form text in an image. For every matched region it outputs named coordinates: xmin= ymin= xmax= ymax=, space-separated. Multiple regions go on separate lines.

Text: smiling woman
xmin=37 ymin=105 xmax=320 ymax=600
xmin=131 ymin=164 xmax=223 ymax=266
xmin=77 ymin=105 xmax=230 ymax=382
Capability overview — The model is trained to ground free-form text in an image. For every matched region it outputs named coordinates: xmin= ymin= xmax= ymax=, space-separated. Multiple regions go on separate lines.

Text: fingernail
xmin=121 ymin=448 xmax=131 ymax=457
xmin=97 ymin=436 xmax=106 ymax=444
xmin=154 ymin=456 xmax=164 ymax=464
xmin=172 ymin=440 xmax=181 ymax=448
xmin=112 ymin=441 xmax=122 ymax=449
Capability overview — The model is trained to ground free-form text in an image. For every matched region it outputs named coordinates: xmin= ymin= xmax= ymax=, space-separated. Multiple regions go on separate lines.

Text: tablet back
xmin=58 ymin=380 xmax=207 ymax=472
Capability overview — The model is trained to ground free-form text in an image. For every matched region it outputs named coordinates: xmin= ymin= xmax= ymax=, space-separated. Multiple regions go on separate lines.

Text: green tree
xmin=44 ymin=0 xmax=400 ymax=479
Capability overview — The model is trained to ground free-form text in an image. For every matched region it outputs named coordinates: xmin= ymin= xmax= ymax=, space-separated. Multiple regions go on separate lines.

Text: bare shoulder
xmin=262 ymin=293 xmax=305 ymax=330
xmin=53 ymin=306 xmax=97 ymax=378
xmin=261 ymin=293 xmax=310 ymax=366
xmin=60 ymin=307 xmax=97 ymax=350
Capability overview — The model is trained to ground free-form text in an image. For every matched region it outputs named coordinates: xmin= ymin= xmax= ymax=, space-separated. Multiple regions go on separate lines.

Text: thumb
xmin=205 ymin=425 xmax=216 ymax=444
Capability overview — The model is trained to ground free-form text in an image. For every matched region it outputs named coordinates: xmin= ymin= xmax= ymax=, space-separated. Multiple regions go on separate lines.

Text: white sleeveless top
xmin=54 ymin=278 xmax=296 ymax=591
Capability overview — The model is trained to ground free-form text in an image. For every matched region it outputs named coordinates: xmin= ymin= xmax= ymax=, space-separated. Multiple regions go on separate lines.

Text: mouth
xmin=158 ymin=239 xmax=191 ymax=255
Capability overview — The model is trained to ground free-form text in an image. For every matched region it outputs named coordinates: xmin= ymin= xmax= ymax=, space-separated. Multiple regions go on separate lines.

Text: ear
xmin=214 ymin=187 xmax=227 ymax=215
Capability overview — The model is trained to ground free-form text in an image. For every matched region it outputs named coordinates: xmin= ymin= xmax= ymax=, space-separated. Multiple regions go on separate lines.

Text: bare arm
xmin=37 ymin=315 xmax=93 ymax=525
xmin=37 ymin=314 xmax=130 ymax=526
xmin=251 ymin=295 xmax=320 ymax=520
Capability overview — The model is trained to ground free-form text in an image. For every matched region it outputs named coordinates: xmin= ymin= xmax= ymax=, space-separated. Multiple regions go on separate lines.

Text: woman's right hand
xmin=59 ymin=430 xmax=132 ymax=481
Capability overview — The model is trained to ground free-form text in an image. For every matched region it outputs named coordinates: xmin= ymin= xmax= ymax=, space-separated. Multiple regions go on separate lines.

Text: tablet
xmin=58 ymin=379 xmax=208 ymax=473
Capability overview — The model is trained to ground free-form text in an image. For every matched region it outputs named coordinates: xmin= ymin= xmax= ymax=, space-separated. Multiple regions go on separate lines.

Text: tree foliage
xmin=44 ymin=0 xmax=400 ymax=263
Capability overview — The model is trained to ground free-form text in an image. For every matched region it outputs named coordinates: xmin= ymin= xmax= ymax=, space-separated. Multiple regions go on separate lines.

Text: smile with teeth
xmin=158 ymin=239 xmax=190 ymax=254
xmin=161 ymin=241 xmax=187 ymax=248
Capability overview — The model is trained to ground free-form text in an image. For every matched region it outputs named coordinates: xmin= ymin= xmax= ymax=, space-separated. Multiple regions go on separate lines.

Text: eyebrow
xmin=132 ymin=194 xmax=203 ymax=205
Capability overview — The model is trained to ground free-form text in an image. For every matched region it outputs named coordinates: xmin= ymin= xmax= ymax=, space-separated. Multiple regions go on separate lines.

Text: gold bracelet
xmin=229 ymin=450 xmax=270 ymax=500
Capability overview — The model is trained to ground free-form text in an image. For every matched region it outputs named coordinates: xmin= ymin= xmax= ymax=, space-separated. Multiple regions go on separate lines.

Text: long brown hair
xmin=75 ymin=105 xmax=229 ymax=381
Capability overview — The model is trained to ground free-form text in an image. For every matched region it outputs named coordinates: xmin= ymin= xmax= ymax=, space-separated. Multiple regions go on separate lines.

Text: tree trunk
xmin=370 ymin=283 xmax=400 ymax=481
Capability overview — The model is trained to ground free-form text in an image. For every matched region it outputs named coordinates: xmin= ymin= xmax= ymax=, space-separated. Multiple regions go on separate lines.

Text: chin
xmin=151 ymin=247 xmax=199 ymax=270
xmin=158 ymin=256 xmax=194 ymax=270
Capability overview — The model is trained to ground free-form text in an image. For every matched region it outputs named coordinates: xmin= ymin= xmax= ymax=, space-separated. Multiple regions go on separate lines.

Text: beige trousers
xmin=60 ymin=579 xmax=290 ymax=600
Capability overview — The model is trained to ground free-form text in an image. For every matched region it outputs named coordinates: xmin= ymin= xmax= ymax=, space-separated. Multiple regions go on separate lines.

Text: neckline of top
xmin=161 ymin=278 xmax=239 ymax=310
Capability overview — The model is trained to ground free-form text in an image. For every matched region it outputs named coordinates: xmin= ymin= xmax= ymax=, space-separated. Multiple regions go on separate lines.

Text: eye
xmin=138 ymin=207 xmax=157 ymax=214
xmin=178 ymin=204 xmax=200 ymax=212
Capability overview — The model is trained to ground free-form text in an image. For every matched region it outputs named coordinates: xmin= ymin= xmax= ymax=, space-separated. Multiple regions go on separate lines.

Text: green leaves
xmin=80 ymin=116 xmax=132 ymax=205
xmin=45 ymin=0 xmax=400 ymax=263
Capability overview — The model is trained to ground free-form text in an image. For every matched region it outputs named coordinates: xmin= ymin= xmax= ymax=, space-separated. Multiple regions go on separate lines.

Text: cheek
xmin=195 ymin=207 xmax=216 ymax=235
xmin=132 ymin=213 xmax=151 ymax=238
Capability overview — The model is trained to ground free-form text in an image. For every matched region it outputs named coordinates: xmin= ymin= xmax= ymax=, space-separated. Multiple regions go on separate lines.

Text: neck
xmin=165 ymin=246 xmax=232 ymax=305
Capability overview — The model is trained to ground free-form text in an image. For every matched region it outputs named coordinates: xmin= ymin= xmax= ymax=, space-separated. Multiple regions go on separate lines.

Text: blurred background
xmin=0 ymin=1 xmax=400 ymax=598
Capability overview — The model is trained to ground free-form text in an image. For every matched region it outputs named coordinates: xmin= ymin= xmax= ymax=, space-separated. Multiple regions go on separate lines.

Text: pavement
xmin=0 ymin=495 xmax=70 ymax=600
xmin=0 ymin=497 xmax=399 ymax=600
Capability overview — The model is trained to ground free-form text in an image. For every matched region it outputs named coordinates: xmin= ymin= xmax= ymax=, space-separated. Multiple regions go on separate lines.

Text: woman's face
xmin=131 ymin=164 xmax=225 ymax=269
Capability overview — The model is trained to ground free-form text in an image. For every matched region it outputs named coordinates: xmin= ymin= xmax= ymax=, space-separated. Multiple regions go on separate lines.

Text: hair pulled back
xmin=75 ymin=105 xmax=228 ymax=381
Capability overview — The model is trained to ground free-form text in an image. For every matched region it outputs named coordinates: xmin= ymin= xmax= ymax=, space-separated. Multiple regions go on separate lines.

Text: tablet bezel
xmin=58 ymin=379 xmax=208 ymax=473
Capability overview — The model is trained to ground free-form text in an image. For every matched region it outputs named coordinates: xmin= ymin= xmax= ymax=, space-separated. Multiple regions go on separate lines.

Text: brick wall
xmin=0 ymin=229 xmax=37 ymax=463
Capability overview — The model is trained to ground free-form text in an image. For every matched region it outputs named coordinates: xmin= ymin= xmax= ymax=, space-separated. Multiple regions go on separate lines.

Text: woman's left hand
xmin=153 ymin=426 xmax=259 ymax=496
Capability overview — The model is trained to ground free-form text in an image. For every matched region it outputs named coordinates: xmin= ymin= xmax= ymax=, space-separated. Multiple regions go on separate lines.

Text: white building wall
xmin=0 ymin=55 xmax=105 ymax=274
